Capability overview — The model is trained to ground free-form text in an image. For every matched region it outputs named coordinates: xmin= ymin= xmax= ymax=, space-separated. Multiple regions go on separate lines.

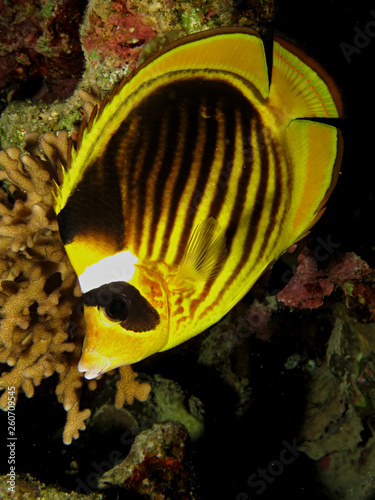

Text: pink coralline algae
xmin=80 ymin=0 xmax=157 ymax=71
xmin=276 ymin=249 xmax=373 ymax=309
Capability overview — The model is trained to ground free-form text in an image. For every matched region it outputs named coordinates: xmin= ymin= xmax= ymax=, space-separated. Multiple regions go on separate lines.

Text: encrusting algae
xmin=0 ymin=129 xmax=151 ymax=444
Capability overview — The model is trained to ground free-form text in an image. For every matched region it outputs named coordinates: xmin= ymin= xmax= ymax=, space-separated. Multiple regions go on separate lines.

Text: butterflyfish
xmin=53 ymin=27 xmax=343 ymax=379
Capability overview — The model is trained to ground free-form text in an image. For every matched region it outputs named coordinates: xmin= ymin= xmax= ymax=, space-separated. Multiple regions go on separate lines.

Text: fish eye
xmin=84 ymin=281 xmax=160 ymax=332
xmin=100 ymin=294 xmax=129 ymax=324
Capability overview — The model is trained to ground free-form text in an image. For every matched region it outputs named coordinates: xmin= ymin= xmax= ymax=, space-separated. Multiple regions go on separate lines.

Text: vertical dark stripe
xmin=220 ymin=106 xmax=255 ymax=254
xmin=207 ymin=98 xmax=236 ymax=221
xmin=160 ymin=91 xmax=220 ymax=262
xmin=115 ymin=116 xmax=146 ymax=249
xmin=137 ymin=107 xmax=181 ymax=256
xmin=147 ymin=98 xmax=196 ymax=258
xmin=263 ymin=139 xmax=292 ymax=261
xmin=219 ymin=117 xmax=270 ymax=292
xmin=128 ymin=126 xmax=152 ymax=252
xmin=58 ymin=141 xmax=125 ymax=247
xmin=131 ymin=115 xmax=171 ymax=254
xmin=191 ymin=106 xmax=256 ymax=314
xmin=239 ymin=120 xmax=270 ymax=262
xmin=257 ymin=139 xmax=282 ymax=258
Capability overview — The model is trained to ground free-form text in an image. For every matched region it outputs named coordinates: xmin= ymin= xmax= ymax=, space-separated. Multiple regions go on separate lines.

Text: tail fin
xmin=269 ymin=37 xmax=344 ymax=244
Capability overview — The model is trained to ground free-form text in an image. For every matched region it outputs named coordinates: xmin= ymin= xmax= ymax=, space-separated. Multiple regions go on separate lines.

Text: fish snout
xmin=77 ymin=350 xmax=111 ymax=380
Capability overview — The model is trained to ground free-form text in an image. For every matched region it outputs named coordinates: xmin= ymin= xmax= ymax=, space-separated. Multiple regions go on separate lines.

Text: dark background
xmin=278 ymin=0 xmax=375 ymax=269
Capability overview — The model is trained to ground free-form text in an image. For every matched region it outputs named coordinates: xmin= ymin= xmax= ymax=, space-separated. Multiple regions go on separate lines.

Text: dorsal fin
xmin=269 ymin=37 xmax=343 ymax=120
xmin=266 ymin=35 xmax=343 ymax=246
xmin=86 ymin=104 xmax=97 ymax=133
xmin=76 ymin=117 xmax=87 ymax=152
xmin=127 ymin=26 xmax=270 ymax=100
xmin=97 ymin=93 xmax=109 ymax=120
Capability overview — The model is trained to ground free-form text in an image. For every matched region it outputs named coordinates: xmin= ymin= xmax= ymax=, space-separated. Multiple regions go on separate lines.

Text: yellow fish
xmin=53 ymin=27 xmax=343 ymax=379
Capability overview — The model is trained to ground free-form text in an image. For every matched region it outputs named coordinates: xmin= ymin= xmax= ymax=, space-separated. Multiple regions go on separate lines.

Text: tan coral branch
xmin=1 ymin=93 xmax=152 ymax=444
xmin=115 ymin=365 xmax=152 ymax=408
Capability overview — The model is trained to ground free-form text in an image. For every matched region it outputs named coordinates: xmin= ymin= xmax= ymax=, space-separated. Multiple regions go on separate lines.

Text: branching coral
xmin=0 ymin=129 xmax=151 ymax=445
xmin=115 ymin=365 xmax=152 ymax=408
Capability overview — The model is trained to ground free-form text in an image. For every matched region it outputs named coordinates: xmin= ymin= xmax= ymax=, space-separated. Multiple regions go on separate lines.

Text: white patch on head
xmin=78 ymin=251 xmax=138 ymax=293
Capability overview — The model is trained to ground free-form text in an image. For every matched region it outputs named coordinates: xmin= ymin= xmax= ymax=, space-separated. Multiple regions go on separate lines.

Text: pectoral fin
xmin=172 ymin=217 xmax=227 ymax=289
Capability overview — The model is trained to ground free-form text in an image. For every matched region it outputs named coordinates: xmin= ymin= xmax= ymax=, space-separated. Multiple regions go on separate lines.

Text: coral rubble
xmin=0 ymin=472 xmax=104 ymax=500
xmin=98 ymin=421 xmax=196 ymax=499
xmin=0 ymin=474 xmax=104 ymax=500
xmin=149 ymin=374 xmax=205 ymax=441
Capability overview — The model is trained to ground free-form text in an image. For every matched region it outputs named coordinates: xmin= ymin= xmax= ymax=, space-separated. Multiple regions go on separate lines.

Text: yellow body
xmin=53 ymin=28 xmax=343 ymax=379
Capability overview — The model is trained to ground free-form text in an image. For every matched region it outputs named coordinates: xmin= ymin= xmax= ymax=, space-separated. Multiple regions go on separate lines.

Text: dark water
xmin=280 ymin=0 xmax=375 ymax=268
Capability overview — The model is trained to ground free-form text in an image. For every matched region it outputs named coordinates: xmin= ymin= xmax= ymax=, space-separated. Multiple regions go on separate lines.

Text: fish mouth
xmin=78 ymin=348 xmax=148 ymax=379
xmin=77 ymin=352 xmax=111 ymax=380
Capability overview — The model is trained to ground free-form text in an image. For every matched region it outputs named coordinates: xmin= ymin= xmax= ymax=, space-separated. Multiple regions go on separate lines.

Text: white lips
xmin=77 ymin=357 xmax=110 ymax=380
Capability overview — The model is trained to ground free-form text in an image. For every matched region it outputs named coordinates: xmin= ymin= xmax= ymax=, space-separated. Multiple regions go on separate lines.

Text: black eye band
xmin=103 ymin=294 xmax=129 ymax=323
xmin=83 ymin=281 xmax=160 ymax=332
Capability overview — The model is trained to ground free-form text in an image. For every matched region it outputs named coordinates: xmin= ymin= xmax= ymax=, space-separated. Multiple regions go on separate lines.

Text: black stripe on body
xmin=194 ymin=116 xmax=275 ymax=316
xmin=218 ymin=107 xmax=256 ymax=253
xmin=167 ymin=93 xmax=220 ymax=263
xmin=148 ymin=99 xmax=197 ymax=260
xmin=187 ymin=109 xmax=259 ymax=316
xmin=59 ymin=77 xmax=262 ymax=259
xmin=152 ymin=79 xmax=258 ymax=263
xmin=57 ymin=152 xmax=124 ymax=248
xmin=227 ymin=119 xmax=270 ymax=280
xmin=262 ymin=135 xmax=293 ymax=264
xmin=114 ymin=116 xmax=145 ymax=249
xmin=207 ymin=100 xmax=237 ymax=222
xmin=223 ymin=117 xmax=269 ymax=264
xmin=258 ymin=137 xmax=283 ymax=257
xmin=111 ymin=77 xmax=260 ymax=261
